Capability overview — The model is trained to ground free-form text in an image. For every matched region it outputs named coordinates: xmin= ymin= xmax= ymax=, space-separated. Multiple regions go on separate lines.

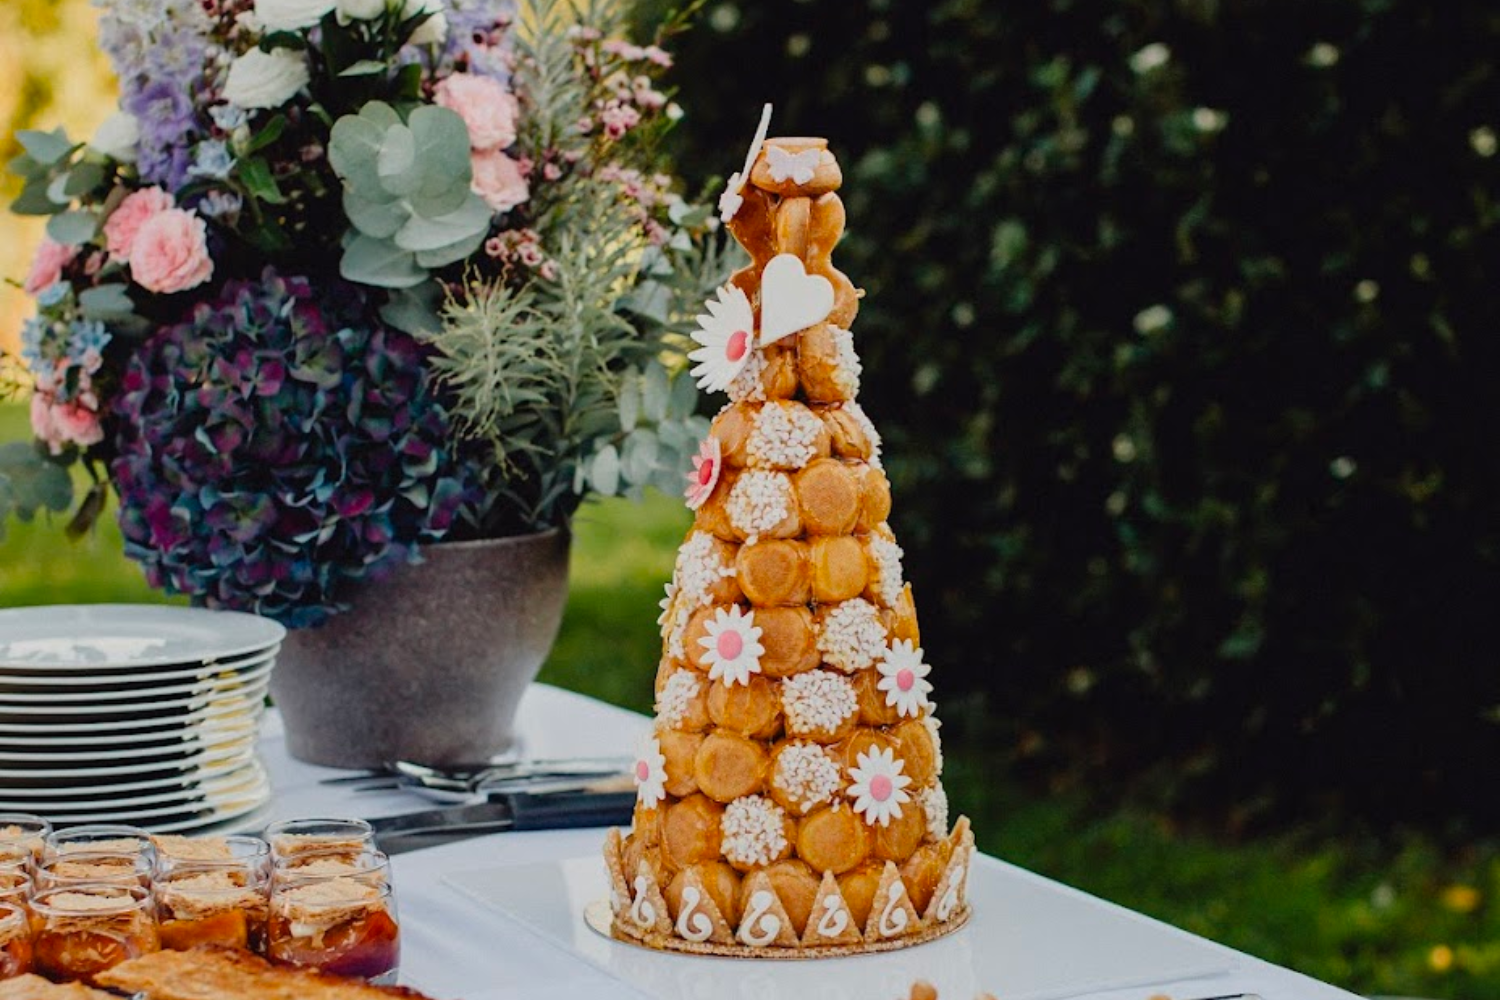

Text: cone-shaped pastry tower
xmin=604 ymin=110 xmax=973 ymax=957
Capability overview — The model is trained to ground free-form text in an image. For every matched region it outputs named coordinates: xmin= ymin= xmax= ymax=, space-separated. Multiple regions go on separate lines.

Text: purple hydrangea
xmin=419 ymin=0 xmax=517 ymax=83
xmin=111 ymin=270 xmax=474 ymax=628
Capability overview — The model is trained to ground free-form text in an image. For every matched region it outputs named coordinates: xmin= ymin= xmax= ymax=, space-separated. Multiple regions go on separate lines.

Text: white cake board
xmin=441 ymin=853 xmax=1237 ymax=1000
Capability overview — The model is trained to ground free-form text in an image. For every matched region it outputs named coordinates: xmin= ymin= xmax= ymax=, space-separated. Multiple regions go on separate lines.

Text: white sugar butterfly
xmin=766 ymin=146 xmax=820 ymax=185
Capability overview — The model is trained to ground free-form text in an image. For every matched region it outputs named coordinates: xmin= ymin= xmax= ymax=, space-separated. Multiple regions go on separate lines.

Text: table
xmin=259 ymin=684 xmax=1364 ymax=1000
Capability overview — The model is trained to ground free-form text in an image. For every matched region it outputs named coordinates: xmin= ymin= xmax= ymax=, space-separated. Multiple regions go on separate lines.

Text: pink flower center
xmin=896 ymin=668 xmax=915 ymax=692
xmin=869 ymin=775 xmax=893 ymax=802
xmin=635 ymin=760 xmax=651 ymax=782
xmin=716 ymin=630 xmax=744 ymax=661
xmin=726 ymin=330 xmax=749 ymax=362
xmin=697 ymin=457 xmax=717 ymax=486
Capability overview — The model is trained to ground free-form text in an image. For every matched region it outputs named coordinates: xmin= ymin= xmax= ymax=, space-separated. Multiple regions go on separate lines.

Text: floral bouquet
xmin=2 ymin=0 xmax=724 ymax=626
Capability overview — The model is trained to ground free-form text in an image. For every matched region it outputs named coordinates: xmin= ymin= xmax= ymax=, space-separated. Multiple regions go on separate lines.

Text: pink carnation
xmin=129 ymin=209 xmax=214 ymax=295
xmin=434 ymin=73 xmax=519 ymax=152
xmin=471 ymin=150 xmax=530 ymax=213
xmin=30 ymin=392 xmax=103 ymax=455
xmin=24 ymin=239 xmax=80 ymax=295
xmin=104 ymin=187 xmax=175 ymax=263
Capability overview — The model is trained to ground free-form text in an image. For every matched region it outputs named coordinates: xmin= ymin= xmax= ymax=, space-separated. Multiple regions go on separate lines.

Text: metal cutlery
xmin=368 ymin=779 xmax=637 ymax=854
xmin=321 ymin=755 xmax=634 ymax=798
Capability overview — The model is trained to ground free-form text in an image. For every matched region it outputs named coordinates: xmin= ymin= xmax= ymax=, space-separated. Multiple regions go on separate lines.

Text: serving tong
xmin=321 ymin=755 xmax=635 ymax=802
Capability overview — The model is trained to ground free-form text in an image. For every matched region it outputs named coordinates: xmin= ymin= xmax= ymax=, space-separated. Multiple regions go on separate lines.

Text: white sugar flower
xmin=656 ymin=582 xmax=678 ymax=631
xmin=684 ymin=436 xmax=723 ymax=510
xmin=224 ymin=48 xmax=311 ymax=110
xmin=846 ymin=746 xmax=912 ymax=828
xmin=633 ymin=735 xmax=668 ymax=808
xmin=718 ymin=103 xmax=771 ymax=223
xmin=875 ymin=640 xmax=933 ymax=719
xmin=698 ymin=606 xmax=765 ymax=687
xmin=254 ymin=0 xmax=335 ymax=31
xmin=688 ymin=284 xmax=756 ymax=394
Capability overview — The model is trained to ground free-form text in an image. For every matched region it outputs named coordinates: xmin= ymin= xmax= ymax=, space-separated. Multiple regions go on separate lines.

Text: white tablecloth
xmin=258 ymin=684 xmax=1363 ymax=1000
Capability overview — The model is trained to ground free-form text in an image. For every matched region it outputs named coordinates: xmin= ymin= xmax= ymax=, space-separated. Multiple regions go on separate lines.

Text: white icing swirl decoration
xmin=676 ymin=885 xmax=714 ymax=942
xmin=737 ymin=889 xmax=781 ymax=947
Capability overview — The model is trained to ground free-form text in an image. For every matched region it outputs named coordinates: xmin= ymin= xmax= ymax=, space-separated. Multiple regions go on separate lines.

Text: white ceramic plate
xmin=0 ymin=761 xmax=267 ymax=812
xmin=0 ymin=697 xmax=262 ymax=735
xmin=0 ymin=604 xmax=284 ymax=670
xmin=18 ymin=769 xmax=272 ymax=824
xmin=0 ymin=709 xmax=262 ymax=748
xmin=141 ymin=797 xmax=274 ymax=835
xmin=0 ymin=659 xmax=274 ymax=704
xmin=0 ymin=647 xmax=277 ymax=688
xmin=0 ymin=727 xmax=257 ymax=763
xmin=0 ymin=678 xmax=269 ymax=719
xmin=0 ymin=739 xmax=257 ymax=779
xmin=0 ymin=659 xmax=274 ymax=705
xmin=444 ymin=854 xmax=1237 ymax=1000
xmin=0 ymin=757 xmax=266 ymax=807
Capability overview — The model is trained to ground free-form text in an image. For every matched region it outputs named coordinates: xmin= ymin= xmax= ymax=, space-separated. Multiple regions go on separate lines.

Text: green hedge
xmin=645 ymin=0 xmax=1500 ymax=820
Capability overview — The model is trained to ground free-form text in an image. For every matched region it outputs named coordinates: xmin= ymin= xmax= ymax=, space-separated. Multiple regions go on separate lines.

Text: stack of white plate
xmin=0 ymin=605 xmax=285 ymax=833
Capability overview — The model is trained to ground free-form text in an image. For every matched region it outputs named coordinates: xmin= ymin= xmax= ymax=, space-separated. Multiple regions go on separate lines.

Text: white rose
xmin=254 ymin=0 xmax=335 ymax=31
xmin=223 ymin=48 xmax=312 ymax=110
xmin=89 ymin=111 xmax=140 ymax=163
xmin=336 ymin=0 xmax=385 ymax=22
xmin=408 ymin=9 xmax=447 ymax=45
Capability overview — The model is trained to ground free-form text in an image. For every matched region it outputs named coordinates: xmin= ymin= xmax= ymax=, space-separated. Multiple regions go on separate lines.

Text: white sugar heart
xmin=760 ymin=254 xmax=834 ymax=345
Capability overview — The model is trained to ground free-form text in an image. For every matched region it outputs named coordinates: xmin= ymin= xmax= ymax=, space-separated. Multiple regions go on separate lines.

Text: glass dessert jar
xmin=263 ymin=818 xmax=374 ymax=863
xmin=154 ymin=865 xmax=269 ymax=953
xmin=267 ymin=877 xmax=399 ymax=984
xmin=151 ymin=834 xmax=271 ymax=878
xmin=36 ymin=852 xmax=153 ymax=892
xmin=0 ymin=901 xmax=31 ymax=979
xmin=272 ymin=847 xmax=391 ymax=888
xmin=0 ymin=814 xmax=50 ymax=868
xmin=43 ymin=825 xmax=154 ymax=865
xmin=29 ymin=884 xmax=158 ymax=984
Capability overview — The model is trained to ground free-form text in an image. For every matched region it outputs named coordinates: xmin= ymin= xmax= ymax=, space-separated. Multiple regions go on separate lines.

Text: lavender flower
xmin=421 ymin=0 xmax=517 ymax=83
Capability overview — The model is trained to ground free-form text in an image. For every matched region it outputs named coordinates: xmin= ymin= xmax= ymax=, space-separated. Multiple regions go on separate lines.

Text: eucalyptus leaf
xmin=78 ymin=284 xmax=136 ymax=320
xmin=380 ymin=281 xmax=443 ymax=337
xmin=10 ymin=181 xmax=64 ymax=216
xmin=64 ymin=162 xmax=106 ymax=197
xmin=618 ymin=371 xmax=640 ymax=432
xmin=344 ymin=190 xmax=407 ymax=239
xmin=329 ymin=105 xmax=396 ymax=196
xmin=376 ymin=124 xmax=420 ymax=196
xmin=621 ymin=429 xmax=659 ymax=484
xmin=589 ymin=444 xmax=621 ymax=496
xmin=17 ymin=128 xmax=73 ymax=166
xmin=7 ymin=152 xmax=46 ymax=181
xmin=667 ymin=371 xmax=699 ymax=421
xmin=641 ymin=362 xmax=670 ymax=423
xmin=0 ymin=443 xmax=73 ymax=516
xmin=340 ymin=234 xmax=427 ymax=288
xmin=412 ymin=228 xmax=488 ymax=269
xmin=405 ymin=105 xmax=474 ymax=217
xmin=46 ymin=174 xmax=72 ymax=205
xmin=46 ymin=211 xmax=96 ymax=246
xmin=394 ymin=194 xmax=492 ymax=253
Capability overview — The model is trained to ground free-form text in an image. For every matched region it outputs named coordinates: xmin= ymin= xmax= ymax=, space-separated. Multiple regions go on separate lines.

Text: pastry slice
xmin=863 ymin=861 xmax=920 ymax=942
xmin=624 ymin=862 xmax=672 ymax=938
xmin=800 ymin=871 xmax=862 ymax=947
xmin=96 ymin=945 xmax=439 ymax=999
xmin=671 ymin=867 xmax=734 ymax=945
xmin=603 ymin=828 xmax=631 ymax=919
xmin=734 ymin=870 xmax=798 ymax=948
xmin=0 ymin=976 xmax=118 ymax=1000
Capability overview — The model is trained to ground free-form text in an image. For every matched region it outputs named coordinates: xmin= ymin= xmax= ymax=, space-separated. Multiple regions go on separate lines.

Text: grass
xmin=3 ymin=401 xmax=1497 ymax=999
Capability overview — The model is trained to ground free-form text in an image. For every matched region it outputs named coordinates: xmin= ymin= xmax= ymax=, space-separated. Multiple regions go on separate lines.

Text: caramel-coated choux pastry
xmin=856 ymin=465 xmax=893 ymax=532
xmin=891 ymin=583 xmax=921 ymax=645
xmin=745 ymin=400 xmax=831 ymax=471
xmin=629 ymin=800 xmax=661 ymax=847
xmin=891 ymin=718 xmax=939 ymax=786
xmin=769 ymin=740 xmax=844 ymax=817
xmin=736 ymin=540 xmax=811 ymax=607
xmin=693 ymin=730 xmax=769 ymax=802
xmin=836 ymin=859 xmax=886 ymax=927
xmin=658 ymin=729 xmax=705 ymax=798
xmin=837 ymin=727 xmax=899 ymax=780
xmin=752 ymin=859 xmax=821 ymax=936
xmin=726 ymin=185 xmax=777 ymax=280
xmin=794 ymin=458 xmax=861 ymax=536
xmin=872 ymin=801 xmax=926 ymax=864
xmin=822 ymin=405 xmax=874 ymax=462
xmin=673 ymin=531 xmax=746 ymax=606
xmin=710 ymin=404 xmax=757 ymax=468
xmin=696 ymin=468 xmax=740 ymax=541
xmin=707 ymin=675 xmax=782 ymax=739
xmin=809 ymin=535 xmax=869 ymax=604
xmin=751 ymin=137 xmax=843 ymax=198
xmin=796 ymin=803 xmax=871 ymax=874
xmin=899 ymin=841 xmax=952 ymax=914
xmin=667 ymin=861 xmax=742 ymax=926
xmin=760 ymin=343 xmax=801 ymax=401
xmin=655 ymin=668 xmax=713 ymax=733
xmin=681 ymin=606 xmax=719 ymax=673
xmin=661 ymin=794 xmax=725 ymax=871
xmin=852 ymin=667 xmax=901 ymax=727
xmin=623 ymin=827 xmax=663 ymax=885
xmin=797 ymin=324 xmax=859 ymax=404
xmin=781 ymin=669 xmax=859 ymax=743
xmin=725 ymin=470 xmax=803 ymax=541
xmin=754 ymin=606 xmax=820 ymax=678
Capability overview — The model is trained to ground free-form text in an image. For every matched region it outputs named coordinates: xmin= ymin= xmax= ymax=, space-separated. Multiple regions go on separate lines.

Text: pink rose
xmin=104 ymin=187 xmax=175 ymax=263
xmin=51 ymin=400 xmax=104 ymax=452
xmin=129 ymin=208 xmax=214 ymax=294
xmin=434 ymin=73 xmax=519 ymax=152
xmin=29 ymin=393 xmax=59 ymax=450
xmin=470 ymin=150 xmax=530 ymax=213
xmin=24 ymin=239 xmax=80 ymax=295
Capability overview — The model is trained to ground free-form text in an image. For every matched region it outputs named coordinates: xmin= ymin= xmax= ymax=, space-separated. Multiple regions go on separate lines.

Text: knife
xmin=369 ymin=784 xmax=637 ymax=854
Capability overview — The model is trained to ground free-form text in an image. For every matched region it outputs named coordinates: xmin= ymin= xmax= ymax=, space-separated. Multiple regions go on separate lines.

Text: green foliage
xmin=0 ymin=441 xmax=74 ymax=542
xmin=8 ymin=128 xmax=111 ymax=219
xmin=329 ymin=101 xmax=488 ymax=293
xmin=647 ymin=0 xmax=1500 ymax=822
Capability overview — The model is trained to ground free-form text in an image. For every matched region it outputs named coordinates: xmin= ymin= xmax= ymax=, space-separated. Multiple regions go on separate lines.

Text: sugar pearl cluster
xmin=817 ymin=598 xmax=888 ymax=673
xmin=867 ymin=533 xmax=905 ymax=607
xmin=774 ymin=742 xmax=843 ymax=813
xmin=831 ymin=326 xmax=862 ymax=397
xmin=845 ymin=401 xmax=883 ymax=469
xmin=747 ymin=403 xmax=824 ymax=469
xmin=726 ymin=470 xmax=793 ymax=542
xmin=782 ymin=670 xmax=857 ymax=736
xmin=726 ymin=347 xmax=769 ymax=403
xmin=673 ymin=531 xmax=736 ymax=607
xmin=721 ymin=795 xmax=789 ymax=868
xmin=654 ymin=671 xmax=702 ymax=730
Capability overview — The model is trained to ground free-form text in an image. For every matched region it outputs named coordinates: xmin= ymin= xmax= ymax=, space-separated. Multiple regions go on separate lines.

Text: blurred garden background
xmin=4 ymin=0 xmax=1500 ymax=996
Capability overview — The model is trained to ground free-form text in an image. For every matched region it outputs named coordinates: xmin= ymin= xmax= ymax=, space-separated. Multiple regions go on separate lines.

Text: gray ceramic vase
xmin=270 ymin=529 xmax=570 ymax=768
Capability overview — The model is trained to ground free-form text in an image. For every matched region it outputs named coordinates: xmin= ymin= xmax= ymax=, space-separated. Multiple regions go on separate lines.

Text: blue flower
xmin=209 ymin=104 xmax=248 ymax=133
xmin=67 ymin=320 xmax=113 ymax=362
xmin=35 ymin=282 xmax=71 ymax=308
xmin=188 ymin=140 xmax=234 ymax=181
xmin=198 ymin=191 xmax=244 ymax=221
xmin=19 ymin=317 xmax=47 ymax=369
